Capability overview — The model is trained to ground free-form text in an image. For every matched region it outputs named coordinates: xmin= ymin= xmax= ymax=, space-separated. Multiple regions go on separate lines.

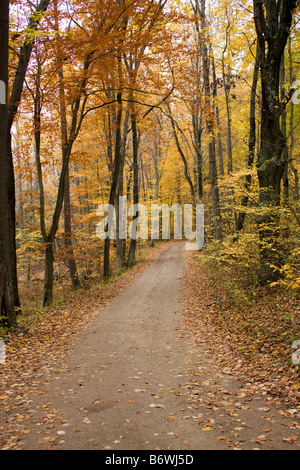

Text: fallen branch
xmin=200 ymin=296 xmax=231 ymax=307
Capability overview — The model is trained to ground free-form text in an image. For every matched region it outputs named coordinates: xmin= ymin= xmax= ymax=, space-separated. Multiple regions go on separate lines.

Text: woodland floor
xmin=0 ymin=241 xmax=299 ymax=451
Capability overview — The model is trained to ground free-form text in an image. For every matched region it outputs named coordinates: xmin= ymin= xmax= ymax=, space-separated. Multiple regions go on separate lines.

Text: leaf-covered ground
xmin=182 ymin=251 xmax=300 ymax=406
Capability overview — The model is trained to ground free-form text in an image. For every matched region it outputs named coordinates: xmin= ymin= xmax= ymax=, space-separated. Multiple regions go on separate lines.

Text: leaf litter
xmin=178 ymin=251 xmax=300 ymax=448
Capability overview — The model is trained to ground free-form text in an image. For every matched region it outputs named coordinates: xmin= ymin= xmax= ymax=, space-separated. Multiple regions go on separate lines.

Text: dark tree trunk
xmin=116 ymin=107 xmax=130 ymax=272
xmin=200 ymin=0 xmax=222 ymax=240
xmin=6 ymin=0 xmax=51 ymax=311
xmin=57 ymin=60 xmax=81 ymax=290
xmin=104 ymin=93 xmax=123 ymax=279
xmin=253 ymin=0 xmax=296 ymax=284
xmin=64 ymin=165 xmax=81 ymax=290
xmin=0 ymin=0 xmax=16 ymax=327
xmin=7 ymin=133 xmax=19 ymax=308
xmin=192 ymin=113 xmax=203 ymax=200
xmin=43 ymin=239 xmax=54 ymax=307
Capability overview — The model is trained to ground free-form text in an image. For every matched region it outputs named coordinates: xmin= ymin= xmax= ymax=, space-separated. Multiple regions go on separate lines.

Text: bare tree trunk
xmin=116 ymin=107 xmax=130 ymax=272
xmin=34 ymin=48 xmax=91 ymax=305
xmin=281 ymin=55 xmax=289 ymax=202
xmin=167 ymin=103 xmax=195 ymax=201
xmin=7 ymin=0 xmax=51 ymax=310
xmin=288 ymin=34 xmax=299 ymax=200
xmin=127 ymin=103 xmax=139 ymax=268
xmin=0 ymin=0 xmax=16 ymax=327
xmin=63 ymin=165 xmax=81 ymax=289
xmin=104 ymin=93 xmax=123 ymax=279
xmin=57 ymin=66 xmax=81 ymax=290
xmin=211 ymin=51 xmax=224 ymax=177
xmin=52 ymin=0 xmax=81 ymax=290
xmin=192 ymin=112 xmax=203 ymax=199
xmin=221 ymin=6 xmax=233 ymax=174
xmin=200 ymin=0 xmax=222 ymax=240
xmin=43 ymin=238 xmax=54 ymax=307
xmin=236 ymin=43 xmax=260 ymax=231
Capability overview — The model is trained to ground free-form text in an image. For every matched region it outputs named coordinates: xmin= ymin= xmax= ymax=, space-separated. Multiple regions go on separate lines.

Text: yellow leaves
xmin=0 ymin=395 xmax=9 ymax=400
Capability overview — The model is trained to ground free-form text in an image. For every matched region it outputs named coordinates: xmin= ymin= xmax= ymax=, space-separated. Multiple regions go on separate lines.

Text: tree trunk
xmin=190 ymin=0 xmax=204 ymax=198
xmin=34 ymin=51 xmax=90 ymax=304
xmin=104 ymin=92 xmax=123 ymax=279
xmin=57 ymin=63 xmax=81 ymax=290
xmin=64 ymin=165 xmax=81 ymax=289
xmin=0 ymin=0 xmax=17 ymax=327
xmin=167 ymin=103 xmax=195 ymax=201
xmin=253 ymin=0 xmax=296 ymax=284
xmin=6 ymin=0 xmax=51 ymax=311
xmin=236 ymin=43 xmax=260 ymax=231
xmin=7 ymin=133 xmax=19 ymax=308
xmin=200 ymin=0 xmax=222 ymax=240
xmin=221 ymin=9 xmax=233 ymax=174
xmin=116 ymin=107 xmax=130 ymax=272
xmin=43 ymin=239 xmax=54 ymax=307
xmin=127 ymin=104 xmax=139 ymax=268
xmin=192 ymin=112 xmax=203 ymax=199
xmin=281 ymin=55 xmax=289 ymax=202
xmin=288 ymin=34 xmax=299 ymax=200
xmin=211 ymin=51 xmax=224 ymax=177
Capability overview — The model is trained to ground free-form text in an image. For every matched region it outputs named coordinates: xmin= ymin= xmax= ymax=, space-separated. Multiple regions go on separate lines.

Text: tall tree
xmin=38 ymin=50 xmax=92 ymax=306
xmin=127 ymin=102 xmax=139 ymax=268
xmin=221 ymin=1 xmax=233 ymax=174
xmin=200 ymin=0 xmax=223 ymax=240
xmin=103 ymin=91 xmax=123 ymax=278
xmin=0 ymin=0 xmax=16 ymax=327
xmin=236 ymin=42 xmax=260 ymax=231
xmin=7 ymin=0 xmax=51 ymax=310
xmin=288 ymin=33 xmax=299 ymax=201
xmin=54 ymin=0 xmax=81 ymax=291
xmin=253 ymin=0 xmax=297 ymax=284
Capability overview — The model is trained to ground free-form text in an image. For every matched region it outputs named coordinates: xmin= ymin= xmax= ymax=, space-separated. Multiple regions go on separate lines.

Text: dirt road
xmin=16 ymin=242 xmax=300 ymax=450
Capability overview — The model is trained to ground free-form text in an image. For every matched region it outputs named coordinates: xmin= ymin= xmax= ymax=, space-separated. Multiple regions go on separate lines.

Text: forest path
xmin=18 ymin=242 xmax=299 ymax=451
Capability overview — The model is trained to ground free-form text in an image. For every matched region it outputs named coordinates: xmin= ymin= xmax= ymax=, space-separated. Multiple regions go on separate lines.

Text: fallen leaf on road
xmin=283 ymin=436 xmax=298 ymax=443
